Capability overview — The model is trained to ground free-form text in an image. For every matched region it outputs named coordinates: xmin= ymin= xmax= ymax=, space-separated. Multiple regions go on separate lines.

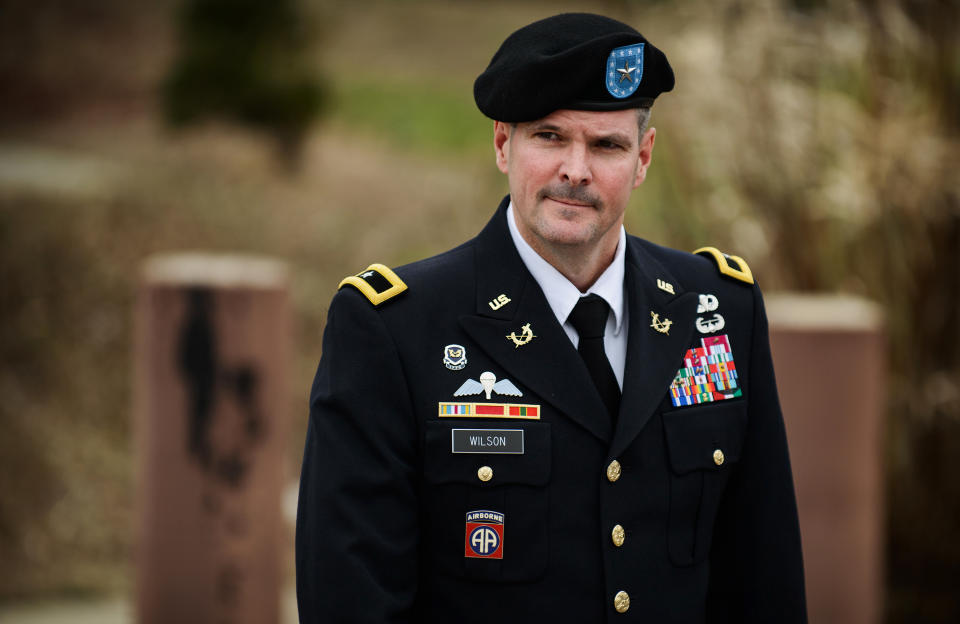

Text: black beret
xmin=474 ymin=13 xmax=674 ymax=123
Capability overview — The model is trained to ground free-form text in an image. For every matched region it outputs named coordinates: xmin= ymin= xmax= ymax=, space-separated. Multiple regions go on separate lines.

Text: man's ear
xmin=633 ymin=127 xmax=656 ymax=188
xmin=494 ymin=121 xmax=511 ymax=174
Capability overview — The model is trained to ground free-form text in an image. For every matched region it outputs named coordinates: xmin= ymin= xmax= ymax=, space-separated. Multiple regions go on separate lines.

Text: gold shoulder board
xmin=338 ymin=263 xmax=408 ymax=305
xmin=693 ymin=247 xmax=754 ymax=285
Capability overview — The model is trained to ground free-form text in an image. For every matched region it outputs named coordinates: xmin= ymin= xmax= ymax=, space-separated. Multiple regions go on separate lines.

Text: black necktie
xmin=567 ymin=294 xmax=621 ymax=422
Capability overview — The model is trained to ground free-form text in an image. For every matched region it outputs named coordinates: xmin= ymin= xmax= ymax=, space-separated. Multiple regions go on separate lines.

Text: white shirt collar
xmin=506 ymin=202 xmax=626 ymax=335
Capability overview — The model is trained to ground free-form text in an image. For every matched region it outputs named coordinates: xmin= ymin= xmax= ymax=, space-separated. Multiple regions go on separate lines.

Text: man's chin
xmin=535 ymin=221 xmax=597 ymax=248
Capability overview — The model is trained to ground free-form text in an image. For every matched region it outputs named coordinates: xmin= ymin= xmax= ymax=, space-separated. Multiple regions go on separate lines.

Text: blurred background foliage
xmin=0 ymin=0 xmax=957 ymax=620
xmin=164 ymin=0 xmax=324 ymax=169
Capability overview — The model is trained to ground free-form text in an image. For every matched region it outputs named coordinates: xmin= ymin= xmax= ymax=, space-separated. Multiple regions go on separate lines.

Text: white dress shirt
xmin=506 ymin=202 xmax=629 ymax=388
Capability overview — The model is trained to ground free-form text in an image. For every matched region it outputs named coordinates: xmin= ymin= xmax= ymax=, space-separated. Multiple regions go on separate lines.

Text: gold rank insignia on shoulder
xmin=693 ymin=247 xmax=754 ymax=285
xmin=338 ymin=263 xmax=407 ymax=306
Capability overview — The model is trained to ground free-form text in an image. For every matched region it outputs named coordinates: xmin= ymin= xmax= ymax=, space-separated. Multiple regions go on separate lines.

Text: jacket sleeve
xmin=706 ymin=284 xmax=808 ymax=622
xmin=296 ymin=288 xmax=420 ymax=623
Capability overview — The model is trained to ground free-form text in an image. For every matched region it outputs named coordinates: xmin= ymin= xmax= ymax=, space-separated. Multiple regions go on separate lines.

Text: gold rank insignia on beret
xmin=693 ymin=247 xmax=754 ymax=285
xmin=338 ymin=263 xmax=407 ymax=305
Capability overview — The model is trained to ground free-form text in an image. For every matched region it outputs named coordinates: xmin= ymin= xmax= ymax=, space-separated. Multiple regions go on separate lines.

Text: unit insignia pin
xmin=695 ymin=293 xmax=723 ymax=333
xmin=656 ymin=279 xmax=675 ymax=295
xmin=443 ymin=344 xmax=467 ymax=370
xmin=488 ymin=294 xmax=511 ymax=311
xmin=454 ymin=371 xmax=523 ymax=400
xmin=506 ymin=323 xmax=536 ymax=348
xmin=697 ymin=294 xmax=719 ymax=314
xmin=650 ymin=311 xmax=673 ymax=335
xmin=696 ymin=314 xmax=725 ymax=334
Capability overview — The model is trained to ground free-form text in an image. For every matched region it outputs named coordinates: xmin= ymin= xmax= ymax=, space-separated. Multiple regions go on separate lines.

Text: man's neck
xmin=524 ymin=236 xmax=617 ymax=292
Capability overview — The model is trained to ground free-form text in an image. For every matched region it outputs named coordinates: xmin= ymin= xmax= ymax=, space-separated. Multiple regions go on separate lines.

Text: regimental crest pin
xmin=605 ymin=43 xmax=645 ymax=99
xmin=443 ymin=344 xmax=467 ymax=370
xmin=465 ymin=510 xmax=504 ymax=559
xmin=454 ymin=371 xmax=522 ymax=400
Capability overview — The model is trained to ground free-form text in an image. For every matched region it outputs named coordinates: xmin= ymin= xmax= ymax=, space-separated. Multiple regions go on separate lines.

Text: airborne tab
xmin=693 ymin=247 xmax=754 ymax=285
xmin=338 ymin=263 xmax=407 ymax=306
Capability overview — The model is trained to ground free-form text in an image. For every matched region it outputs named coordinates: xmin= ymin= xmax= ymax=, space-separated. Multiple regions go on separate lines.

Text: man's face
xmin=494 ymin=108 xmax=655 ymax=257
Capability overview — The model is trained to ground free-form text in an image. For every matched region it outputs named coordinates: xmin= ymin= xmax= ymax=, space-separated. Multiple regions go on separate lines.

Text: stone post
xmin=134 ymin=253 xmax=291 ymax=624
xmin=767 ymin=294 xmax=885 ymax=624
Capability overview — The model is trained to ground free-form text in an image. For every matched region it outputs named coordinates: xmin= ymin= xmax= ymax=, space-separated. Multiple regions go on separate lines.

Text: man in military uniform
xmin=296 ymin=13 xmax=806 ymax=622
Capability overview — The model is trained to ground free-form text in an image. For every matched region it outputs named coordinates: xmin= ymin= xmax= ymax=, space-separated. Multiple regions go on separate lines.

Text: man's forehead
xmin=519 ymin=109 xmax=641 ymax=137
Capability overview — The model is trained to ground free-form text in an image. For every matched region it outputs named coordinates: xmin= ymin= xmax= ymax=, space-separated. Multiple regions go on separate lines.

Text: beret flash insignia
xmin=606 ymin=43 xmax=644 ymax=99
xmin=338 ymin=263 xmax=407 ymax=305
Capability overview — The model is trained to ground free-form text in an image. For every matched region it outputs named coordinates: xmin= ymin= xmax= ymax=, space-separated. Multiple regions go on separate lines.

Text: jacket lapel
xmin=458 ymin=201 xmax=612 ymax=443
xmin=611 ymin=240 xmax=698 ymax=458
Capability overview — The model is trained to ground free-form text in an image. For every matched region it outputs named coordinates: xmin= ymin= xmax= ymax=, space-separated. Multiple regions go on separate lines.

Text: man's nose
xmin=558 ymin=144 xmax=592 ymax=186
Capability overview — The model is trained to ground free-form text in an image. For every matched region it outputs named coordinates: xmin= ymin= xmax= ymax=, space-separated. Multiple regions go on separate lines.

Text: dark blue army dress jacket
xmin=296 ymin=197 xmax=807 ymax=623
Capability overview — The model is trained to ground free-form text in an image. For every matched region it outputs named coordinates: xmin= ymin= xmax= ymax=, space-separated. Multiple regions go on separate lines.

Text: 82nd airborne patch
xmin=465 ymin=510 xmax=504 ymax=559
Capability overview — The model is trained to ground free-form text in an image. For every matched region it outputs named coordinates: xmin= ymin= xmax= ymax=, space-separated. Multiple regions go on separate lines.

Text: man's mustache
xmin=537 ymin=184 xmax=603 ymax=209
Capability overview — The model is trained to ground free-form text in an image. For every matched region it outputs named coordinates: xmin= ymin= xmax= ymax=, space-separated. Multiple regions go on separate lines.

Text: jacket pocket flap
xmin=424 ymin=420 xmax=551 ymax=486
xmin=662 ymin=402 xmax=748 ymax=475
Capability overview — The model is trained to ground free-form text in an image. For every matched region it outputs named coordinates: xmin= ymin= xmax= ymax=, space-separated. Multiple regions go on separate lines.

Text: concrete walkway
xmin=0 ymin=598 xmax=129 ymax=624
xmin=0 ymin=587 xmax=299 ymax=624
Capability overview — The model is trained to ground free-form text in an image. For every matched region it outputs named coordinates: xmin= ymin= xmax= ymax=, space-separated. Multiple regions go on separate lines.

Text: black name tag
xmin=451 ymin=429 xmax=524 ymax=454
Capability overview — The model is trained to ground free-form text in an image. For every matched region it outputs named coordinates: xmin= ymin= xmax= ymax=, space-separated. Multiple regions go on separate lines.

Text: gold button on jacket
xmin=477 ymin=465 xmax=493 ymax=481
xmin=614 ymin=590 xmax=630 ymax=613
xmin=606 ymin=459 xmax=622 ymax=482
xmin=713 ymin=449 xmax=725 ymax=466
xmin=611 ymin=524 xmax=625 ymax=547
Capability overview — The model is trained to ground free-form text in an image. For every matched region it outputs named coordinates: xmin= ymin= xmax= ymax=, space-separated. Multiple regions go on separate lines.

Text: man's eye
xmin=534 ymin=132 xmax=560 ymax=141
xmin=596 ymin=140 xmax=622 ymax=150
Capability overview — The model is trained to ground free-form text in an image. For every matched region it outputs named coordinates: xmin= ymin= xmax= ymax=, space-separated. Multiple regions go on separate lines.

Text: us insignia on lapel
xmin=669 ymin=334 xmax=742 ymax=407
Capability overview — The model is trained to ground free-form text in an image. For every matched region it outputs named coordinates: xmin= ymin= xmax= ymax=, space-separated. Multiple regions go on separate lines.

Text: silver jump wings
xmin=453 ymin=371 xmax=522 ymax=400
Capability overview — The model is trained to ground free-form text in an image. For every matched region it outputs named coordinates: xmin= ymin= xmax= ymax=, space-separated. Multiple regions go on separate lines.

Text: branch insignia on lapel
xmin=506 ymin=323 xmax=536 ymax=347
xmin=650 ymin=311 xmax=673 ymax=334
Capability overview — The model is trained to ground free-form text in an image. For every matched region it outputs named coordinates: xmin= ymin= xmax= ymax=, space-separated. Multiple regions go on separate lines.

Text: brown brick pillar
xmin=134 ymin=254 xmax=291 ymax=624
xmin=767 ymin=294 xmax=885 ymax=624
